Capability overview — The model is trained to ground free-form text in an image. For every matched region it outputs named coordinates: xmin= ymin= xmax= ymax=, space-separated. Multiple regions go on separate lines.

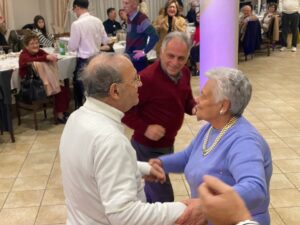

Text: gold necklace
xmin=202 ymin=117 xmax=238 ymax=156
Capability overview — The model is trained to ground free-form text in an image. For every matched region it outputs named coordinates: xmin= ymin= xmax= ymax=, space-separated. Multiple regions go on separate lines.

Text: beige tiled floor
xmin=1 ymin=49 xmax=300 ymax=224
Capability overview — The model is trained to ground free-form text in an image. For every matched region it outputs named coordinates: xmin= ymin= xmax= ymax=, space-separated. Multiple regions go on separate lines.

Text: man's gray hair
xmin=161 ymin=31 xmax=192 ymax=53
xmin=241 ymin=5 xmax=252 ymax=11
xmin=81 ymin=53 xmax=123 ymax=99
xmin=205 ymin=67 xmax=252 ymax=117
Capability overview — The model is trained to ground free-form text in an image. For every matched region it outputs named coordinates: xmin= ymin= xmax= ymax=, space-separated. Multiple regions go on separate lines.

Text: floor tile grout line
xmin=33 ymin=149 xmax=59 ymax=225
xmin=0 ymin=132 xmax=38 ymax=213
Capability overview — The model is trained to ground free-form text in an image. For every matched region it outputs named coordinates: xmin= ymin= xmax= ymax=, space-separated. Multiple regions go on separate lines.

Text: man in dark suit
xmin=103 ymin=7 xmax=122 ymax=36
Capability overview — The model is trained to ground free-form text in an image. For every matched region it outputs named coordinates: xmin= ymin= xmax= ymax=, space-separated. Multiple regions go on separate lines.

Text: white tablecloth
xmin=0 ymin=48 xmax=76 ymax=90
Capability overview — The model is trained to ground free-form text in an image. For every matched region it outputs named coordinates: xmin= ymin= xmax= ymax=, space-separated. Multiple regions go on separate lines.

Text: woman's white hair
xmin=205 ymin=67 xmax=252 ymax=117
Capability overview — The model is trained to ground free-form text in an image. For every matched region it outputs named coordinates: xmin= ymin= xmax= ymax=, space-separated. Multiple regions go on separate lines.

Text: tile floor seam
xmin=0 ymin=134 xmax=38 ymax=212
xmin=271 ymin=208 xmax=287 ymax=225
xmin=277 ymin=174 xmax=297 ymax=189
xmin=33 ymin=150 xmax=59 ymax=225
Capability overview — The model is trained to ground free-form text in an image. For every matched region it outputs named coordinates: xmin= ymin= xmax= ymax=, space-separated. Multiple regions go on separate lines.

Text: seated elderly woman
xmin=261 ymin=3 xmax=280 ymax=34
xmin=239 ymin=5 xmax=258 ymax=41
xmin=19 ymin=33 xmax=70 ymax=123
xmin=151 ymin=68 xmax=272 ymax=225
xmin=153 ymin=0 xmax=186 ymax=56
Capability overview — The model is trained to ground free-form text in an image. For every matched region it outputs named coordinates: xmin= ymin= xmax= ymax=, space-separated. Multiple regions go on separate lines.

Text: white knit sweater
xmin=278 ymin=0 xmax=300 ymax=13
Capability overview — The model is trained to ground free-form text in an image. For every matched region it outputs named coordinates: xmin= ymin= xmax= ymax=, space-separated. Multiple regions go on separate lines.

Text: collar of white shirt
xmin=78 ymin=12 xmax=90 ymax=20
xmin=83 ymin=97 xmax=124 ymax=123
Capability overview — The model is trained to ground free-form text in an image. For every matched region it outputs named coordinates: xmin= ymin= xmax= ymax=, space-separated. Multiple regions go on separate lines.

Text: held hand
xmin=176 ymin=198 xmax=206 ymax=225
xmin=143 ymin=163 xmax=166 ymax=183
xmin=133 ymin=50 xmax=146 ymax=60
xmin=198 ymin=175 xmax=252 ymax=225
xmin=149 ymin=158 xmax=162 ymax=168
xmin=144 ymin=124 xmax=166 ymax=141
xmin=46 ymin=54 xmax=58 ymax=62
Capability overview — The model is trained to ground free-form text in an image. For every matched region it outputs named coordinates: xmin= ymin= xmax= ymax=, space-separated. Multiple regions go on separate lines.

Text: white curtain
xmin=52 ymin=0 xmax=70 ymax=33
xmin=0 ymin=0 xmax=8 ymax=18
xmin=0 ymin=0 xmax=8 ymax=33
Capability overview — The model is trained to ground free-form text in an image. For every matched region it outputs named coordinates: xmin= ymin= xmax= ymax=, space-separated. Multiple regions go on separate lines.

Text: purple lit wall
xmin=200 ymin=0 xmax=239 ymax=89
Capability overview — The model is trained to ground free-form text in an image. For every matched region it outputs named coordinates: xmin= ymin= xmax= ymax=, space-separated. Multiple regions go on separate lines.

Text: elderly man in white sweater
xmin=278 ymin=0 xmax=300 ymax=52
xmin=59 ymin=53 xmax=206 ymax=225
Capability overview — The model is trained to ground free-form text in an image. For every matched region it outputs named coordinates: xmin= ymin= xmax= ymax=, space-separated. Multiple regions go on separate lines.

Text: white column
xmin=199 ymin=0 xmax=239 ymax=89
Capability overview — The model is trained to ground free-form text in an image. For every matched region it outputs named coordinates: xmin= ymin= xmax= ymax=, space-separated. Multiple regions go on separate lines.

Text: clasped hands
xmin=148 ymin=159 xmax=206 ymax=225
xmin=146 ymin=159 xmax=251 ymax=225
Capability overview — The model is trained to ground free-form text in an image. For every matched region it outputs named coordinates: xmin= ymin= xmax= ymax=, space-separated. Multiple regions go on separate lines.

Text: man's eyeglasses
xmin=122 ymin=74 xmax=142 ymax=88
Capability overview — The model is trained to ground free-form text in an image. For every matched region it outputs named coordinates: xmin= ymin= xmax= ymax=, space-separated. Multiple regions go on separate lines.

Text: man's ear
xmin=109 ymin=83 xmax=121 ymax=100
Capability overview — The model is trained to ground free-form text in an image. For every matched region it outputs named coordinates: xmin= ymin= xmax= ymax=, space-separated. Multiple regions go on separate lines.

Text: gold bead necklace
xmin=202 ymin=117 xmax=238 ymax=156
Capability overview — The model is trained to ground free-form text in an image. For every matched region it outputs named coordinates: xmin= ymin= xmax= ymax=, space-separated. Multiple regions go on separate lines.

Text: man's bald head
xmin=82 ymin=53 xmax=131 ymax=99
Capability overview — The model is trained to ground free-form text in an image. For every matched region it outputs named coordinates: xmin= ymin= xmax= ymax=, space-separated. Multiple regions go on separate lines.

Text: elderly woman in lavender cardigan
xmin=150 ymin=68 xmax=272 ymax=225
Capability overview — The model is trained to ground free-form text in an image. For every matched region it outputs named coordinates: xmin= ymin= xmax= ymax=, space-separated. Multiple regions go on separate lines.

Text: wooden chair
xmin=15 ymin=96 xmax=54 ymax=130
xmin=15 ymin=66 xmax=55 ymax=130
xmin=239 ymin=20 xmax=262 ymax=61
xmin=8 ymin=29 xmax=33 ymax=52
xmin=53 ymin=32 xmax=70 ymax=39
xmin=261 ymin=16 xmax=280 ymax=56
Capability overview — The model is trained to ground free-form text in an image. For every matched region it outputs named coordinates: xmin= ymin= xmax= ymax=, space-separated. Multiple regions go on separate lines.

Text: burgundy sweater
xmin=122 ymin=60 xmax=196 ymax=148
xmin=19 ymin=48 xmax=48 ymax=78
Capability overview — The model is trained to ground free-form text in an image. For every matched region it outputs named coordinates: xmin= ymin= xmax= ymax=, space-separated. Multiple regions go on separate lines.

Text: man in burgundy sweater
xmin=122 ymin=31 xmax=196 ymax=203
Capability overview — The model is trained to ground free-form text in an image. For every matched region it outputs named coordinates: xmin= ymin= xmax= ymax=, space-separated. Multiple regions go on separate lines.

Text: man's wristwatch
xmin=236 ymin=220 xmax=259 ymax=225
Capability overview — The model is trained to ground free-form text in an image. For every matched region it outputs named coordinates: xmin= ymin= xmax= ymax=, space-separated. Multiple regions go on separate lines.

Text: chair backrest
xmin=242 ymin=20 xmax=262 ymax=55
xmin=22 ymin=24 xmax=34 ymax=30
xmin=266 ymin=17 xmax=275 ymax=41
xmin=8 ymin=29 xmax=33 ymax=52
xmin=53 ymin=32 xmax=70 ymax=39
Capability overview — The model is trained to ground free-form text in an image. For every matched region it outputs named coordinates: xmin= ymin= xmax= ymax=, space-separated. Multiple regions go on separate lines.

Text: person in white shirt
xmin=278 ymin=0 xmax=300 ymax=52
xmin=68 ymin=0 xmax=108 ymax=109
xmin=59 ymin=53 xmax=205 ymax=225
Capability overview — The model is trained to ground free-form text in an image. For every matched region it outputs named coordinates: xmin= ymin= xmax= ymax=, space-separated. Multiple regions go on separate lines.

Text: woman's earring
xmin=219 ymin=110 xmax=224 ymax=115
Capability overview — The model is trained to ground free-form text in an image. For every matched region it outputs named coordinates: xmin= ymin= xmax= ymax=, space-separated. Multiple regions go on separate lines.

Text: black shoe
xmin=56 ymin=117 xmax=67 ymax=124
xmin=63 ymin=112 xmax=70 ymax=119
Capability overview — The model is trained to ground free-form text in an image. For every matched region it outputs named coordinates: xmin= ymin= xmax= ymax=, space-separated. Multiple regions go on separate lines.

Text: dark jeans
xmin=73 ymin=57 xmax=88 ymax=109
xmin=190 ymin=45 xmax=199 ymax=65
xmin=281 ymin=12 xmax=299 ymax=48
xmin=131 ymin=139 xmax=174 ymax=203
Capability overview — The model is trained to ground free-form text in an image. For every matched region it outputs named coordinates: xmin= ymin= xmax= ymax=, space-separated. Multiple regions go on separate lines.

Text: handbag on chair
xmin=19 ymin=66 xmax=47 ymax=103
